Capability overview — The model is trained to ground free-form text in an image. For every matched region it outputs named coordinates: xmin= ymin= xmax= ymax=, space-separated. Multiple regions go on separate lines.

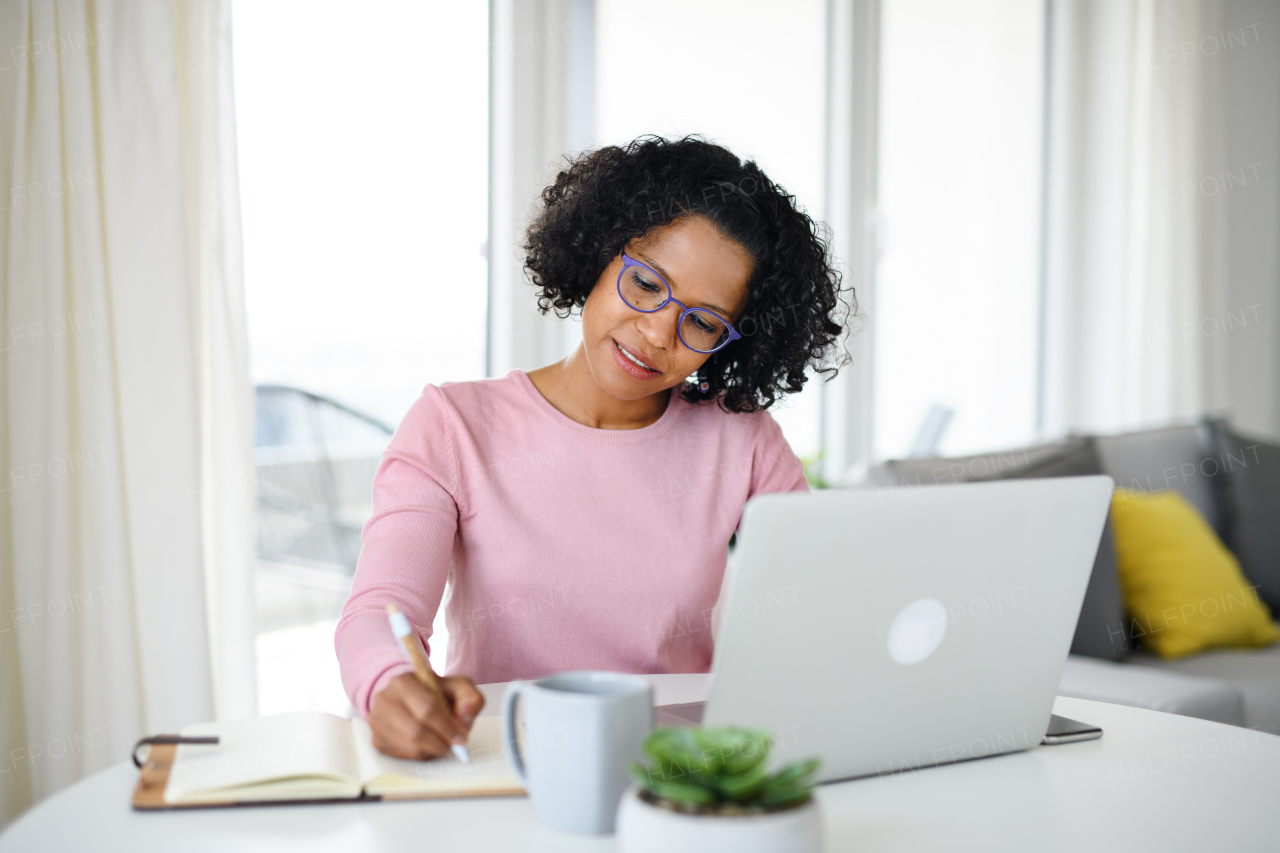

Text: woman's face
xmin=579 ymin=216 xmax=754 ymax=403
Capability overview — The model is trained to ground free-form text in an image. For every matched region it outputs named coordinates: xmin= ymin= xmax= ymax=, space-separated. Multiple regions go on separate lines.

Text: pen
xmin=385 ymin=604 xmax=470 ymax=764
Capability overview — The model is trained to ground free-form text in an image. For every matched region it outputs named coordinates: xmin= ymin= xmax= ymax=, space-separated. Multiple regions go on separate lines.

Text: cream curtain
xmin=1041 ymin=0 xmax=1228 ymax=436
xmin=0 ymin=0 xmax=254 ymax=824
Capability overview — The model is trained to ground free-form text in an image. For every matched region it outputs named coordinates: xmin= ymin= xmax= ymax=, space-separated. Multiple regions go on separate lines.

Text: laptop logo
xmin=887 ymin=598 xmax=949 ymax=666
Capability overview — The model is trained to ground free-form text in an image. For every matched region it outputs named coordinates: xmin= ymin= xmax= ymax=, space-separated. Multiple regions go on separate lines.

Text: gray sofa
xmin=864 ymin=420 xmax=1280 ymax=734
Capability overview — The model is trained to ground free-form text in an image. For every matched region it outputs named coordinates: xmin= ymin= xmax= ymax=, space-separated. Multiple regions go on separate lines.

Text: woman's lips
xmin=611 ymin=339 xmax=661 ymax=380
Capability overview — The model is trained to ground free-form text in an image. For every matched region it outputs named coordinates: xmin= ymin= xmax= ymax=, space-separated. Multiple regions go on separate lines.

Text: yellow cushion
xmin=1110 ymin=488 xmax=1279 ymax=659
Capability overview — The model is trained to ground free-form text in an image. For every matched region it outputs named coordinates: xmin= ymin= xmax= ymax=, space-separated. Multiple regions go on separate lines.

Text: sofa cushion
xmin=1001 ymin=441 xmax=1126 ymax=661
xmin=1058 ymin=654 xmax=1244 ymax=726
xmin=866 ymin=438 xmax=1089 ymax=487
xmin=867 ymin=439 xmax=1127 ymax=660
xmin=1125 ymin=637 xmax=1280 ymax=734
xmin=1211 ymin=424 xmax=1280 ymax=614
xmin=1094 ymin=424 xmax=1222 ymax=535
xmin=1069 ymin=522 xmax=1127 ymax=660
xmin=1109 ymin=488 xmax=1280 ymax=658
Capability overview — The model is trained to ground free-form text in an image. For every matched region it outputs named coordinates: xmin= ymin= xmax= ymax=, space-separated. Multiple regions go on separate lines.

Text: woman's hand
xmin=368 ymin=672 xmax=485 ymax=760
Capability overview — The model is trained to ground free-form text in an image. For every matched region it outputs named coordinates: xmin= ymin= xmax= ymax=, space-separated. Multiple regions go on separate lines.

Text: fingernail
xmin=452 ymin=733 xmax=468 ymax=745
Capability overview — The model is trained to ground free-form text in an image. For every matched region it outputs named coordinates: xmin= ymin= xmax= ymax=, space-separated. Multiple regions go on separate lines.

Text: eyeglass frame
xmin=615 ymin=251 xmax=743 ymax=354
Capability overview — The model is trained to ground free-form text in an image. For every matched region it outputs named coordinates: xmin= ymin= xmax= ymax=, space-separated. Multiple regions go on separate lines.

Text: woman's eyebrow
xmin=636 ymin=252 xmax=733 ymax=318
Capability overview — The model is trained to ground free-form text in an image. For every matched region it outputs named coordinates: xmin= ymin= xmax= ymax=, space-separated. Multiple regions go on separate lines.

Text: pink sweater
xmin=335 ymin=370 xmax=807 ymax=714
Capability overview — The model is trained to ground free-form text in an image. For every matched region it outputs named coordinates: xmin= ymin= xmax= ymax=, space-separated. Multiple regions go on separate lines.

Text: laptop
xmin=662 ymin=475 xmax=1113 ymax=783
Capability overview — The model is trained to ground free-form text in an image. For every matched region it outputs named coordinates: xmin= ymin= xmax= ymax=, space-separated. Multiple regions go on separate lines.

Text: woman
xmin=336 ymin=136 xmax=849 ymax=759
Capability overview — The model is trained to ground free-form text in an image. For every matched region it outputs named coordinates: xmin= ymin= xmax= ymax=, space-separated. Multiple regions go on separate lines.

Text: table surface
xmin=3 ymin=673 xmax=1279 ymax=852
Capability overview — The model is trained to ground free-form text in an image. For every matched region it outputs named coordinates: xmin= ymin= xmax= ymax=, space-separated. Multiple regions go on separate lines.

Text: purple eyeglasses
xmin=616 ymin=252 xmax=742 ymax=354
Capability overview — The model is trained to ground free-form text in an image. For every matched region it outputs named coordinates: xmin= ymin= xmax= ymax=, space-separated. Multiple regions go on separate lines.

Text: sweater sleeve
xmin=749 ymin=411 xmax=809 ymax=497
xmin=334 ymin=387 xmax=460 ymax=716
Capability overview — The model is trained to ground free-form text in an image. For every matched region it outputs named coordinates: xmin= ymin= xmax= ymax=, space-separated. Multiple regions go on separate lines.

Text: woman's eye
xmin=631 ymin=272 xmax=662 ymax=293
xmin=691 ymin=314 xmax=716 ymax=333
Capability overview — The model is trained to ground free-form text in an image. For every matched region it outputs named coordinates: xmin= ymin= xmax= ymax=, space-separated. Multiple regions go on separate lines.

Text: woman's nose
xmin=634 ymin=303 xmax=682 ymax=349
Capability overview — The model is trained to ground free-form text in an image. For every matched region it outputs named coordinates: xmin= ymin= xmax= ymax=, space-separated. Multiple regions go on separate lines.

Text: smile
xmin=612 ymin=339 xmax=661 ymax=379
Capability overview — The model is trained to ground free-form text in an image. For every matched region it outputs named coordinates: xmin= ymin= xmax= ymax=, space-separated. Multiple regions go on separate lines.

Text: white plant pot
xmin=615 ymin=785 xmax=823 ymax=853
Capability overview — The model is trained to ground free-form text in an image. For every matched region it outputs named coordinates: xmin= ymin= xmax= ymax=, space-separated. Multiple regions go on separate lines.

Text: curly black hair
xmin=523 ymin=135 xmax=852 ymax=413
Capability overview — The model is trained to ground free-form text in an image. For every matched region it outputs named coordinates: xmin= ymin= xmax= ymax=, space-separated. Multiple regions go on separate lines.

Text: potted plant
xmin=616 ymin=726 xmax=823 ymax=853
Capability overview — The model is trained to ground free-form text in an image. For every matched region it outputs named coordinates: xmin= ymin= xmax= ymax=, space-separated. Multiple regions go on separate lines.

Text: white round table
xmin=3 ymin=675 xmax=1278 ymax=852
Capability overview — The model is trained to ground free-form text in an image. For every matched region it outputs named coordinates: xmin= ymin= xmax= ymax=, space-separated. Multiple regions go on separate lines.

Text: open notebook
xmin=133 ymin=711 xmax=524 ymax=808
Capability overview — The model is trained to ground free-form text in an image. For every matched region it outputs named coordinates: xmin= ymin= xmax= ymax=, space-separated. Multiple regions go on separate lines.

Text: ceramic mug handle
xmin=500 ymin=681 xmax=527 ymax=785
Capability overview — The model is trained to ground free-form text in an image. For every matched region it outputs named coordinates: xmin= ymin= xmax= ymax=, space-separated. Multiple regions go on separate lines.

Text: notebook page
xmin=351 ymin=716 xmax=524 ymax=798
xmin=166 ymin=711 xmax=362 ymax=804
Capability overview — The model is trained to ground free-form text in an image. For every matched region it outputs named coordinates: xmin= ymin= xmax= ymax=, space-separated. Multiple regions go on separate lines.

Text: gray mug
xmin=501 ymin=671 xmax=653 ymax=833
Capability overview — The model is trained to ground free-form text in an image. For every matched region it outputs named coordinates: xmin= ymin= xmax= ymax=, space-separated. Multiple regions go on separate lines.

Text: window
xmin=875 ymin=0 xmax=1045 ymax=459
xmin=595 ymin=0 xmax=829 ymax=462
xmin=233 ymin=0 xmax=489 ymax=714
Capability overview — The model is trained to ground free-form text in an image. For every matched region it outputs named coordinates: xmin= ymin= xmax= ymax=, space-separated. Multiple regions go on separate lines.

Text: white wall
xmin=1217 ymin=0 xmax=1280 ymax=441
xmin=1041 ymin=0 xmax=1280 ymax=443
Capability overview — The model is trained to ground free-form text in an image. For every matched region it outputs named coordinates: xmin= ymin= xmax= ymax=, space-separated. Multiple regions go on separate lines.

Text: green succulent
xmin=628 ymin=727 xmax=821 ymax=815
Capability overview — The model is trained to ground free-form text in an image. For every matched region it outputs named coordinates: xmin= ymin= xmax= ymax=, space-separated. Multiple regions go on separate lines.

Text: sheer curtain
xmin=0 ymin=0 xmax=253 ymax=823
xmin=1042 ymin=0 xmax=1228 ymax=436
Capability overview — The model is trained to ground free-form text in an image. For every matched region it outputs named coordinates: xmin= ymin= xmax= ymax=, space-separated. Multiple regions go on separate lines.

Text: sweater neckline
xmin=511 ymin=369 xmax=685 ymax=445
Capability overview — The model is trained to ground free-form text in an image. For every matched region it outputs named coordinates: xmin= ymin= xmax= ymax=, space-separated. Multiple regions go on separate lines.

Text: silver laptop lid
xmin=703 ymin=476 xmax=1113 ymax=782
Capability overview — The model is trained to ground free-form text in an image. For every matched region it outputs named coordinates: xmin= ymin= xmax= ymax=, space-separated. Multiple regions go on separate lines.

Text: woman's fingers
xmin=368 ymin=691 xmax=452 ymax=759
xmin=389 ymin=673 xmax=469 ymax=745
xmin=441 ymin=676 xmax=486 ymax=727
xmin=368 ymin=673 xmax=485 ymax=759
xmin=389 ymin=699 xmax=454 ymax=755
